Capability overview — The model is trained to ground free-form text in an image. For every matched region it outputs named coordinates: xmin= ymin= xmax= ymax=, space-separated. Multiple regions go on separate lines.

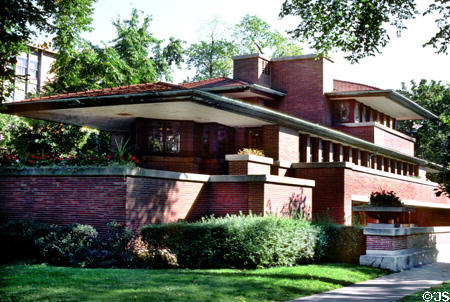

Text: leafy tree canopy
xmin=279 ymin=0 xmax=450 ymax=62
xmin=0 ymin=0 xmax=96 ymax=103
xmin=397 ymin=80 xmax=450 ymax=197
xmin=44 ymin=8 xmax=184 ymax=94
xmin=185 ymin=15 xmax=302 ymax=81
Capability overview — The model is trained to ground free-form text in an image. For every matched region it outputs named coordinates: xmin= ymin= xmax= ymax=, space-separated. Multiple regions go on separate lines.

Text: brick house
xmin=1 ymin=53 xmax=449 ymax=232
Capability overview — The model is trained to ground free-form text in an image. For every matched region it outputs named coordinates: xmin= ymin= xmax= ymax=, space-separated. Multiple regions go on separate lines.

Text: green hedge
xmin=141 ymin=214 xmax=322 ymax=269
xmin=315 ymin=223 xmax=366 ymax=264
xmin=0 ymin=220 xmax=134 ymax=267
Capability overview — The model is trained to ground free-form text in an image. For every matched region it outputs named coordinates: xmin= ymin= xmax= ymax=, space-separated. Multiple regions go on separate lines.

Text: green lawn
xmin=0 ymin=263 xmax=385 ymax=302
xmin=397 ymin=281 xmax=450 ymax=302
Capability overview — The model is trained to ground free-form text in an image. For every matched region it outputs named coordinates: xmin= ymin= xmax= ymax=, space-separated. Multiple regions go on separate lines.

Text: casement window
xmin=13 ymin=50 xmax=40 ymax=101
xmin=148 ymin=121 xmax=180 ymax=154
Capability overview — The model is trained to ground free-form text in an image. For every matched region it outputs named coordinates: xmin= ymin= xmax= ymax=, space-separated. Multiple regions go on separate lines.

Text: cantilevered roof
xmin=12 ymin=82 xmax=186 ymax=102
xmin=1 ymin=87 xmax=441 ymax=171
xmin=326 ymin=89 xmax=437 ymax=120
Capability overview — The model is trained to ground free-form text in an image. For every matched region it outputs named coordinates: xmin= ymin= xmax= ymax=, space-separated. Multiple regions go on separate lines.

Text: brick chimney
xmin=232 ymin=53 xmax=271 ymax=87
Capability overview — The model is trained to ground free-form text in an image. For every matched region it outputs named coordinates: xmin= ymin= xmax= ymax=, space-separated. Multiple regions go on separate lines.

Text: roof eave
xmin=192 ymin=90 xmax=439 ymax=167
xmin=198 ymin=84 xmax=286 ymax=97
xmin=325 ymin=90 xmax=438 ymax=120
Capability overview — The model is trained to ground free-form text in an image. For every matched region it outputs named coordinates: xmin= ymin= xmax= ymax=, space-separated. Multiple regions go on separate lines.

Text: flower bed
xmin=0 ymin=152 xmax=139 ymax=168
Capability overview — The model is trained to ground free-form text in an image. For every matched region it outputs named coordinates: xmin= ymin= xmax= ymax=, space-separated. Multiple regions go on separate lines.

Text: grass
xmin=0 ymin=263 xmax=386 ymax=302
xmin=396 ymin=281 xmax=450 ymax=302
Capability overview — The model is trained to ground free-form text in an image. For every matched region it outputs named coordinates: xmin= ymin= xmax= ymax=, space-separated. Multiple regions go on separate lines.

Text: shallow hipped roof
xmin=181 ymin=77 xmax=249 ymax=89
xmin=13 ymin=82 xmax=186 ymax=103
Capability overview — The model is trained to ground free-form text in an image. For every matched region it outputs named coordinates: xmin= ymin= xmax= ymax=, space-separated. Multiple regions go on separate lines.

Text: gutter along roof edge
xmin=326 ymin=90 xmax=438 ymax=120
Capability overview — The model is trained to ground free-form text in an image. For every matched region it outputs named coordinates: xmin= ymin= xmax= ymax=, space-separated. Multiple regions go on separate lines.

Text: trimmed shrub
xmin=0 ymin=220 xmax=136 ymax=268
xmin=88 ymin=222 xmax=136 ymax=268
xmin=315 ymin=223 xmax=365 ymax=264
xmin=141 ymin=214 xmax=321 ymax=269
xmin=35 ymin=223 xmax=98 ymax=266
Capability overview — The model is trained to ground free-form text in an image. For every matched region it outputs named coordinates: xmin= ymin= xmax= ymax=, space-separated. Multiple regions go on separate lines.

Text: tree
xmin=397 ymin=80 xmax=450 ymax=197
xmin=45 ymin=8 xmax=184 ymax=94
xmin=0 ymin=0 xmax=97 ymax=103
xmin=234 ymin=14 xmax=302 ymax=57
xmin=279 ymin=0 xmax=450 ymax=62
xmin=185 ymin=15 xmax=302 ymax=81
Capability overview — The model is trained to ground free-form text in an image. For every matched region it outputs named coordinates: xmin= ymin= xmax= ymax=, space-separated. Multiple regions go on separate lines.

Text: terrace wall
xmin=293 ymin=162 xmax=450 ymax=226
xmin=0 ymin=167 xmax=314 ymax=233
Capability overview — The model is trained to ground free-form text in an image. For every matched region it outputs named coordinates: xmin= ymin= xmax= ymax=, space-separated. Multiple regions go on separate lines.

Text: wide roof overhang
xmin=1 ymin=89 xmax=441 ymax=171
xmin=325 ymin=90 xmax=437 ymax=120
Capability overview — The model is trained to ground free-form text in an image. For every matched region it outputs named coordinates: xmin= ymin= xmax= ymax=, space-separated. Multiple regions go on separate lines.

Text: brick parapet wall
xmin=0 ymin=168 xmax=314 ymax=232
xmin=0 ymin=176 xmax=127 ymax=233
xmin=293 ymin=164 xmax=449 ymax=226
xmin=334 ymin=124 xmax=414 ymax=157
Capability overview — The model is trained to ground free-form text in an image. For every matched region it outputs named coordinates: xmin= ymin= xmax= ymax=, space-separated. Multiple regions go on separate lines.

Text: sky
xmin=83 ymin=0 xmax=450 ymax=90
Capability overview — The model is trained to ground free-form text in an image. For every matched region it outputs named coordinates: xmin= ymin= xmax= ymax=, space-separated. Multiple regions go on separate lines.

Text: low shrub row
xmin=0 ymin=220 xmax=135 ymax=268
xmin=141 ymin=214 xmax=322 ymax=269
xmin=315 ymin=223 xmax=365 ymax=264
xmin=0 ymin=216 xmax=365 ymax=269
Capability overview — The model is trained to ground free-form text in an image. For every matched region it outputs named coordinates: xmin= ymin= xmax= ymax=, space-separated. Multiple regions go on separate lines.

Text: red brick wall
xmin=142 ymin=156 xmax=201 ymax=173
xmin=346 ymin=168 xmax=449 ymax=226
xmin=334 ymin=125 xmax=414 ymax=156
xmin=1 ymin=173 xmax=314 ymax=232
xmin=294 ymin=166 xmax=450 ymax=226
xmin=334 ymin=126 xmax=374 ymax=143
xmin=270 ymin=58 xmax=333 ymax=126
xmin=294 ymin=168 xmax=345 ymax=223
xmin=374 ymin=127 xmax=414 ymax=157
xmin=207 ymin=182 xmax=250 ymax=216
xmin=126 ymin=177 xmax=206 ymax=230
xmin=233 ymin=57 xmax=259 ymax=84
xmin=0 ymin=176 xmax=127 ymax=233
xmin=367 ymin=235 xmax=407 ymax=250
xmin=264 ymin=184 xmax=312 ymax=218
xmin=228 ymin=161 xmax=271 ymax=175
xmin=262 ymin=125 xmax=299 ymax=162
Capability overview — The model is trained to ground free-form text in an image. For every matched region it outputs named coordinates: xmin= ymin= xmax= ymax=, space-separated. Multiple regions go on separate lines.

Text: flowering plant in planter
xmin=237 ymin=148 xmax=265 ymax=157
xmin=0 ymin=152 xmax=140 ymax=168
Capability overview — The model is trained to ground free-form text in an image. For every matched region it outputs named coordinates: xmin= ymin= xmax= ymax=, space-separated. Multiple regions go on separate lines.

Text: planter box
xmin=353 ymin=205 xmax=416 ymax=224
xmin=225 ymin=154 xmax=274 ymax=175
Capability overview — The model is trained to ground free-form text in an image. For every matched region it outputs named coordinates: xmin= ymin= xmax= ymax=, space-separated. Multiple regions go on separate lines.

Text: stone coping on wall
xmin=273 ymin=160 xmax=292 ymax=168
xmin=0 ymin=166 xmax=314 ymax=187
xmin=225 ymin=154 xmax=274 ymax=165
xmin=363 ymin=225 xmax=450 ymax=236
xmin=292 ymin=161 xmax=439 ymax=187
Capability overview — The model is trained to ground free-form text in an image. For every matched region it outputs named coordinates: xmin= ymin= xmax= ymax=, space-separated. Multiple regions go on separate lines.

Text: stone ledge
xmin=363 ymin=226 xmax=450 ymax=236
xmin=366 ymin=248 xmax=418 ymax=256
xmin=360 ymin=248 xmax=438 ymax=271
xmin=274 ymin=160 xmax=292 ymax=168
xmin=225 ymin=154 xmax=274 ymax=165
xmin=352 ymin=194 xmax=450 ymax=209
xmin=0 ymin=166 xmax=315 ymax=187
xmin=210 ymin=174 xmax=315 ymax=187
